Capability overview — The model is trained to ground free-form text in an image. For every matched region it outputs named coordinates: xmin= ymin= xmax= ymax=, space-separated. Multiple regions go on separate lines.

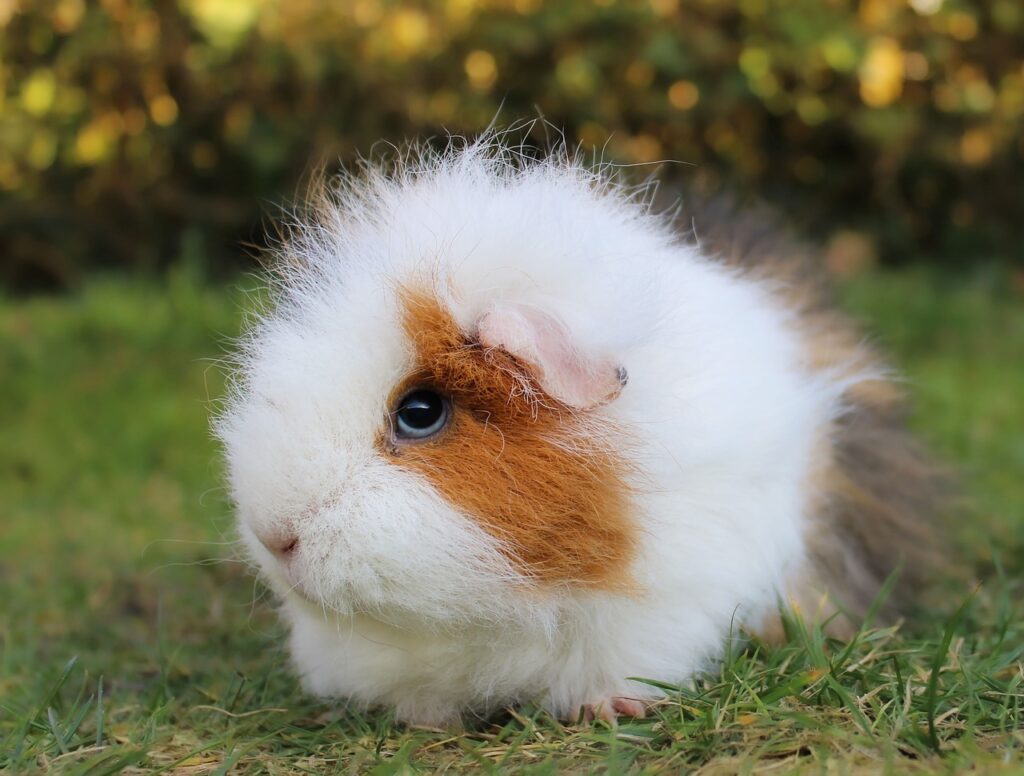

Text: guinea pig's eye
xmin=393 ymin=389 xmax=451 ymax=441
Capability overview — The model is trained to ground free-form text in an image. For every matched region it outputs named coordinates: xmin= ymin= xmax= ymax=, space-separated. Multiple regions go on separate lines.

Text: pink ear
xmin=477 ymin=303 xmax=627 ymax=409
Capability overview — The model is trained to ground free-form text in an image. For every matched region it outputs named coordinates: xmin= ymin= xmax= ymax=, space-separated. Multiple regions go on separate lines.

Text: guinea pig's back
xmin=680 ymin=195 xmax=949 ymax=636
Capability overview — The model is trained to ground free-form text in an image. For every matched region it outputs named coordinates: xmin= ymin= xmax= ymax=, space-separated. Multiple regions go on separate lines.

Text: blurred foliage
xmin=1 ymin=0 xmax=1022 ymax=288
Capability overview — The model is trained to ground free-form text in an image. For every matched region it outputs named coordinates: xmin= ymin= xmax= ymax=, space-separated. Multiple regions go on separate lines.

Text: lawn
xmin=1 ymin=266 xmax=1022 ymax=774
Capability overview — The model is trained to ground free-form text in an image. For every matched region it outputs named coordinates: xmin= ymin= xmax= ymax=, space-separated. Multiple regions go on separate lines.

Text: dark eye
xmin=394 ymin=389 xmax=450 ymax=440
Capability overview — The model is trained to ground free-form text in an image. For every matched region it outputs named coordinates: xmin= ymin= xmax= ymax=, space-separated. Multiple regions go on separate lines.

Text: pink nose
xmin=256 ymin=530 xmax=299 ymax=558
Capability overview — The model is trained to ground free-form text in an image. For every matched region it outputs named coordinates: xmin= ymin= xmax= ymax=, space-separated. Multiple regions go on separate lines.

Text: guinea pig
xmin=215 ymin=136 xmax=944 ymax=725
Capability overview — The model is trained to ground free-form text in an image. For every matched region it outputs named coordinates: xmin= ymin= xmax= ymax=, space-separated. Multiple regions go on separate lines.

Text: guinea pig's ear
xmin=477 ymin=302 xmax=627 ymax=410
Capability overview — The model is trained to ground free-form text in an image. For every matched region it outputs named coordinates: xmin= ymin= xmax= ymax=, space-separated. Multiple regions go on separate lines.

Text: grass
xmin=1 ymin=265 xmax=1022 ymax=774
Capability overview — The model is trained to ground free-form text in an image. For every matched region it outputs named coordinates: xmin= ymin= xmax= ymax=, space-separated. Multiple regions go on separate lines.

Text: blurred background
xmin=2 ymin=0 xmax=1023 ymax=289
xmin=2 ymin=3 xmax=1023 ymax=768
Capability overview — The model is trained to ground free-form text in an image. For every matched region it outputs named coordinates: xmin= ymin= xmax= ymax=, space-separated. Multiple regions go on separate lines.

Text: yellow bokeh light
xmin=821 ymin=36 xmax=857 ymax=73
xmin=999 ymin=73 xmax=1024 ymax=116
xmin=351 ymin=0 xmax=382 ymax=26
xmin=447 ymin=0 xmax=477 ymax=22
xmin=904 ymin=51 xmax=929 ymax=80
xmin=465 ymin=50 xmax=497 ymax=91
xmin=650 ymin=0 xmax=678 ymax=17
xmin=622 ymin=133 xmax=663 ymax=162
xmin=859 ymin=0 xmax=900 ymax=28
xmin=796 ymin=95 xmax=829 ymax=125
xmin=21 ymin=69 xmax=56 ymax=116
xmin=947 ymin=12 xmax=979 ymax=41
xmin=184 ymin=0 xmax=264 ymax=48
xmin=52 ymin=0 xmax=85 ymax=33
xmin=0 ymin=0 xmax=17 ymax=28
xmin=739 ymin=47 xmax=770 ymax=79
xmin=960 ymin=128 xmax=993 ymax=165
xmin=556 ymin=54 xmax=597 ymax=97
xmin=149 ymin=94 xmax=179 ymax=126
xmin=964 ymin=81 xmax=996 ymax=113
xmin=909 ymin=0 xmax=942 ymax=14
xmin=859 ymin=37 xmax=904 ymax=107
xmin=129 ymin=11 xmax=159 ymax=51
xmin=73 ymin=120 xmax=113 ymax=165
xmin=389 ymin=9 xmax=431 ymax=58
xmin=667 ymin=80 xmax=700 ymax=110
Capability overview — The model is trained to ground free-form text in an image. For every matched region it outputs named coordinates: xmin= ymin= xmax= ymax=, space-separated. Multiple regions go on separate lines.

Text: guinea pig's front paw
xmin=578 ymin=696 xmax=648 ymax=725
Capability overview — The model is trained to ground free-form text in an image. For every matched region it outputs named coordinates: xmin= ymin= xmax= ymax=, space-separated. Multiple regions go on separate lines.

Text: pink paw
xmin=580 ymin=696 xmax=648 ymax=724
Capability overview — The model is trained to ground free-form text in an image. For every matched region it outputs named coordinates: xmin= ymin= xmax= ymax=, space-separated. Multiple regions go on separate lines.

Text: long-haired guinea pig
xmin=216 ymin=136 xmax=944 ymax=725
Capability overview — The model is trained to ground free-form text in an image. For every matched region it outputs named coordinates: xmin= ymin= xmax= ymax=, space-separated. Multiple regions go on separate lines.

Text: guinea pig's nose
xmin=255 ymin=529 xmax=299 ymax=559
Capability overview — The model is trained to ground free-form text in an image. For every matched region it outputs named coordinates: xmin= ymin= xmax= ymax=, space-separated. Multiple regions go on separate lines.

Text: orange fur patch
xmin=378 ymin=287 xmax=636 ymax=589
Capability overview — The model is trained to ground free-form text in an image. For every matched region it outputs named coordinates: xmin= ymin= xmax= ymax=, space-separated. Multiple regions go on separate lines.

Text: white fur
xmin=216 ymin=137 xmax=853 ymax=724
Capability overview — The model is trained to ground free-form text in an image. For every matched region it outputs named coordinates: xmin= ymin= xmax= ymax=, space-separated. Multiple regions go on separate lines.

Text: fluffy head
xmin=216 ymin=139 xmax=675 ymax=629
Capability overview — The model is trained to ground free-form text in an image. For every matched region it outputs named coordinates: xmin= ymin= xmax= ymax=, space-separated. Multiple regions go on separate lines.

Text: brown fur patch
xmin=675 ymin=194 xmax=951 ymax=635
xmin=378 ymin=287 xmax=636 ymax=589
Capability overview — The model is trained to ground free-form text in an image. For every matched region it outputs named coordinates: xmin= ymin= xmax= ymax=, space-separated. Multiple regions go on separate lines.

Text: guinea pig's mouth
xmin=285 ymin=585 xmax=386 ymax=622
xmin=271 ymin=563 xmax=328 ymax=606
xmin=249 ymin=551 xmax=325 ymax=609
xmin=283 ymin=579 xmax=320 ymax=607
xmin=275 ymin=568 xmax=365 ymax=615
xmin=277 ymin=569 xmax=424 ymax=623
